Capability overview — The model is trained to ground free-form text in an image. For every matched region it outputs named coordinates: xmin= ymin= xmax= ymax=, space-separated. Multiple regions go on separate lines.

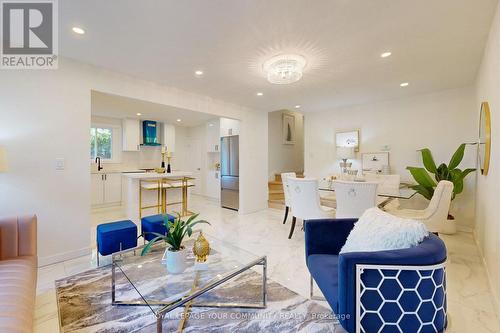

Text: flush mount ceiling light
xmin=136 ymin=113 xmax=142 ymax=116
xmin=295 ymin=105 xmax=301 ymax=109
xmin=400 ymin=82 xmax=409 ymax=87
xmin=176 ymin=119 xmax=182 ymax=122
xmin=263 ymin=54 xmax=307 ymax=84
xmin=72 ymin=27 xmax=85 ymax=35
xmin=256 ymin=92 xmax=264 ymax=96
xmin=381 ymin=51 xmax=392 ymax=58
xmin=194 ymin=70 xmax=203 ymax=76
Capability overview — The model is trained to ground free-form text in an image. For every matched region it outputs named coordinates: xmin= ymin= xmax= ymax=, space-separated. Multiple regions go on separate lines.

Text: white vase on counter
xmin=163 ymin=247 xmax=187 ymax=274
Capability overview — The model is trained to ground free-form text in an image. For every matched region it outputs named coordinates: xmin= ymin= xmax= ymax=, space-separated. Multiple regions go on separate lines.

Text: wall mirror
xmin=479 ymin=102 xmax=491 ymax=175
xmin=336 ymin=130 xmax=360 ymax=152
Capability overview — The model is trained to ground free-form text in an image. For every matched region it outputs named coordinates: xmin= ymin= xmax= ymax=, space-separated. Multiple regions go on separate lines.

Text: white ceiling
xmin=91 ymin=91 xmax=216 ymax=127
xmin=61 ymin=0 xmax=498 ymax=113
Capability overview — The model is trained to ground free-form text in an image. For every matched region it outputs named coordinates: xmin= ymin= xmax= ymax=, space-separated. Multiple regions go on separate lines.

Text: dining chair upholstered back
xmin=333 ymin=180 xmax=379 ymax=218
xmin=422 ymin=180 xmax=454 ymax=232
xmin=288 ymin=177 xmax=334 ymax=220
xmin=387 ymin=180 xmax=454 ymax=234
xmin=364 ymin=174 xmax=400 ymax=195
xmin=281 ymin=172 xmax=296 ymax=207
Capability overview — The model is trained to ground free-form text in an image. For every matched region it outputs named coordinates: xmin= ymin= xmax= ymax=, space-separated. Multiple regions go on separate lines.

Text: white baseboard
xmin=472 ymin=229 xmax=500 ymax=321
xmin=457 ymin=224 xmax=474 ymax=233
xmin=38 ymin=247 xmax=91 ymax=267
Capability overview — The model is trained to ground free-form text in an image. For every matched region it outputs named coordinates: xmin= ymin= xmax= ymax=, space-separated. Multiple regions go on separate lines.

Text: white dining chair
xmin=333 ymin=180 xmax=379 ymax=218
xmin=364 ymin=173 xmax=401 ymax=210
xmin=387 ymin=181 xmax=454 ymax=234
xmin=287 ymin=177 xmax=335 ymax=239
xmin=363 ymin=173 xmax=400 ymax=195
xmin=280 ymin=172 xmax=296 ymax=225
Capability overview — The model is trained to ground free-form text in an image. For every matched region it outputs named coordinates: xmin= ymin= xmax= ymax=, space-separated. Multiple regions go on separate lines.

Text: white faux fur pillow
xmin=340 ymin=207 xmax=429 ymax=254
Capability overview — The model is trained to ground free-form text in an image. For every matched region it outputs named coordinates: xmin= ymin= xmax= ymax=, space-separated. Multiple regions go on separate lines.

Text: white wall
xmin=268 ymin=110 xmax=304 ymax=180
xmin=305 ymin=86 xmax=478 ymax=228
xmin=0 ymin=58 xmax=268 ymax=266
xmin=474 ymin=1 xmax=500 ymax=315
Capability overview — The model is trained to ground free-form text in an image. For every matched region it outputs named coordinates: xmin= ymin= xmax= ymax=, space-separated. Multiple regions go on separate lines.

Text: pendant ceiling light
xmin=263 ymin=54 xmax=307 ymax=84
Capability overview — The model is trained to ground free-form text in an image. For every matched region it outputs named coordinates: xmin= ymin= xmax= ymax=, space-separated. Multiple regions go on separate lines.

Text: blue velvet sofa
xmin=305 ymin=219 xmax=447 ymax=333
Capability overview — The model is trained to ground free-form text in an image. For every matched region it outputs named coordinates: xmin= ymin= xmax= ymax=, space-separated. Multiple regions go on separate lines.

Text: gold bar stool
xmin=162 ymin=177 xmax=195 ymax=216
xmin=138 ymin=179 xmax=163 ymax=219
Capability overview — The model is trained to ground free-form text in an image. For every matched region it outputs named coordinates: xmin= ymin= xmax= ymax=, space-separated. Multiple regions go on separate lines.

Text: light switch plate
xmin=55 ymin=158 xmax=65 ymax=170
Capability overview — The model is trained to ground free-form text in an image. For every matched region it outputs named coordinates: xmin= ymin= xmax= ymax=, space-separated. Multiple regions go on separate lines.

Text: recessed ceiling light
xmin=136 ymin=113 xmax=142 ymax=116
xmin=256 ymin=92 xmax=264 ymax=96
xmin=195 ymin=70 xmax=203 ymax=76
xmin=295 ymin=105 xmax=301 ymax=109
xmin=72 ymin=27 xmax=85 ymax=35
xmin=208 ymin=123 xmax=214 ymax=127
xmin=381 ymin=51 xmax=392 ymax=58
xmin=400 ymin=82 xmax=409 ymax=87
xmin=176 ymin=119 xmax=182 ymax=122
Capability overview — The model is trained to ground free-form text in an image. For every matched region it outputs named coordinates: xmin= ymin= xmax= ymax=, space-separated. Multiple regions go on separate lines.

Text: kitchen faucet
xmin=95 ymin=157 xmax=103 ymax=171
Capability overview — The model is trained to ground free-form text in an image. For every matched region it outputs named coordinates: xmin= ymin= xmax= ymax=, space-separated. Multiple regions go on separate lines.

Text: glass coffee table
xmin=111 ymin=234 xmax=267 ymax=333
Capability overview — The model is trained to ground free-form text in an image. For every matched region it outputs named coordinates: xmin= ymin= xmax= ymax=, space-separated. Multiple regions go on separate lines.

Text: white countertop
xmin=122 ymin=171 xmax=193 ymax=179
xmin=91 ymin=169 xmax=142 ymax=174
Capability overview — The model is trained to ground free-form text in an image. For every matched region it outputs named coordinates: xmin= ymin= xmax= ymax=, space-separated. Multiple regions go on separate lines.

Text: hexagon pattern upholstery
xmin=305 ymin=218 xmax=447 ymax=333
xmin=357 ymin=264 xmax=446 ymax=333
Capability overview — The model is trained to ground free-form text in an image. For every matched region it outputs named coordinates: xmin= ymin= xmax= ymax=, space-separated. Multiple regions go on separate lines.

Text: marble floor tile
xmin=37 ymin=262 xmax=66 ymax=294
xmin=35 ymin=195 xmax=500 ymax=332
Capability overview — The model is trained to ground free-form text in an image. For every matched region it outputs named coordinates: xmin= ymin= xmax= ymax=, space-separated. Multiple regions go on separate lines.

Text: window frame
xmin=90 ymin=123 xmax=121 ymax=164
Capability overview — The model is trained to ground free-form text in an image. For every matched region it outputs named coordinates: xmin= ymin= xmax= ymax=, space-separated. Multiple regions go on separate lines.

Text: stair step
xmin=269 ymin=193 xmax=285 ymax=200
xmin=268 ymin=184 xmax=283 ymax=191
xmin=268 ymin=199 xmax=285 ymax=210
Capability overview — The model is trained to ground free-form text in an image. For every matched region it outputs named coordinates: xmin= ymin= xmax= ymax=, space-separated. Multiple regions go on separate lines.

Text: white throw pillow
xmin=340 ymin=207 xmax=429 ymax=254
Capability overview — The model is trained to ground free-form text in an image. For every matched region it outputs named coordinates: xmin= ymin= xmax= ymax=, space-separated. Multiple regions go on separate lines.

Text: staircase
xmin=268 ymin=172 xmax=304 ymax=209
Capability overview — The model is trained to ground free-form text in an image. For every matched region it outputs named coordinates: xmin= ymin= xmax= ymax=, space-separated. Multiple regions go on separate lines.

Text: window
xmin=90 ymin=127 xmax=113 ymax=160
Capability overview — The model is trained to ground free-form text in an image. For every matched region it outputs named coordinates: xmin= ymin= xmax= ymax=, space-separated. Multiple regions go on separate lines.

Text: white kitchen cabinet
xmin=104 ymin=173 xmax=122 ymax=203
xmin=220 ymin=117 xmax=240 ymax=137
xmin=91 ymin=173 xmax=104 ymax=206
xmin=206 ymin=119 xmax=221 ymax=152
xmin=162 ymin=123 xmax=176 ymax=152
xmin=91 ymin=173 xmax=122 ymax=207
xmin=122 ymin=119 xmax=140 ymax=151
xmin=205 ymin=170 xmax=221 ymax=199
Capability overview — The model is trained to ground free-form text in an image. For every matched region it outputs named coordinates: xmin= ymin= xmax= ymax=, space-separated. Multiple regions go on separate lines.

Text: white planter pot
xmin=440 ymin=217 xmax=457 ymax=235
xmin=164 ymin=247 xmax=187 ymax=274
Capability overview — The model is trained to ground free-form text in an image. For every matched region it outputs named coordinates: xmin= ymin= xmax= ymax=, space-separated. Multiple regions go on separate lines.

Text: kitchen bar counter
xmin=122 ymin=171 xmax=194 ymax=224
xmin=122 ymin=171 xmax=193 ymax=179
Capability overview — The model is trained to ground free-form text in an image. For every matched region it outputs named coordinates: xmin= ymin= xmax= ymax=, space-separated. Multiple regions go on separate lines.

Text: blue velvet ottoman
xmin=96 ymin=220 xmax=137 ymax=266
xmin=141 ymin=214 xmax=175 ymax=242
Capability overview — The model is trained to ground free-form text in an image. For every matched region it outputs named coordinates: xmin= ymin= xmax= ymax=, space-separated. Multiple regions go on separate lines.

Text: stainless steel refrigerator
xmin=220 ymin=135 xmax=239 ymax=210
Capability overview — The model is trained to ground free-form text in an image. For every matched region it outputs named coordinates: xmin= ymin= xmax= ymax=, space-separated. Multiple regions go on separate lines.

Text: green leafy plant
xmin=141 ymin=213 xmax=210 ymax=256
xmin=407 ymin=144 xmax=476 ymax=201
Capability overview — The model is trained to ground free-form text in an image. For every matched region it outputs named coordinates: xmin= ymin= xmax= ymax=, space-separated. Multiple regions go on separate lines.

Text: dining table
xmin=318 ymin=180 xmax=417 ymax=208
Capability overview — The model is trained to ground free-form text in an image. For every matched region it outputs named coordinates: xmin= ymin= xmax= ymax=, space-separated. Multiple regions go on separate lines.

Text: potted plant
xmin=141 ymin=213 xmax=210 ymax=274
xmin=406 ymin=143 xmax=475 ymax=234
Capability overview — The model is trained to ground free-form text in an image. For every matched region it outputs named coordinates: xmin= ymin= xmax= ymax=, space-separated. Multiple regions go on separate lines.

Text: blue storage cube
xmin=141 ymin=214 xmax=175 ymax=241
xmin=96 ymin=220 xmax=137 ymax=256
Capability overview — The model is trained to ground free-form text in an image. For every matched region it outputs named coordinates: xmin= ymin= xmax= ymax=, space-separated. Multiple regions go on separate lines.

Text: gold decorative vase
xmin=192 ymin=231 xmax=210 ymax=263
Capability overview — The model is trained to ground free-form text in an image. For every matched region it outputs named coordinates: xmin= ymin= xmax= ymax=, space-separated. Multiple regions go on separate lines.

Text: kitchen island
xmin=122 ymin=171 xmax=194 ymax=224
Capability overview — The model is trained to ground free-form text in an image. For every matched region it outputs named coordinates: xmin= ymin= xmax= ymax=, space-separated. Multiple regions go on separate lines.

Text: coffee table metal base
xmin=111 ymin=256 xmax=267 ymax=333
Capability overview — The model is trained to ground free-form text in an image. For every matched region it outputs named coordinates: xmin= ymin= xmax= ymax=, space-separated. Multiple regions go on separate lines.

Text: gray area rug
xmin=55 ymin=265 xmax=342 ymax=332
